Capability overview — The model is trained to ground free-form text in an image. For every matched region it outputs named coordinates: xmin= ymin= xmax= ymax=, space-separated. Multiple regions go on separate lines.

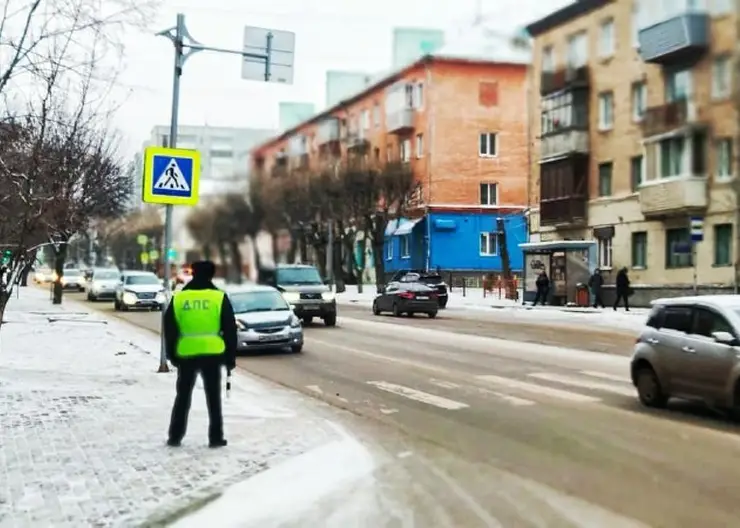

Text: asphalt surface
xmin=74 ymin=292 xmax=740 ymax=527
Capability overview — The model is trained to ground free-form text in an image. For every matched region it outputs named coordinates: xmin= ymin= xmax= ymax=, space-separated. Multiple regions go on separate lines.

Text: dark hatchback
xmin=274 ymin=264 xmax=337 ymax=326
xmin=373 ymin=281 xmax=438 ymax=318
xmin=390 ymin=269 xmax=449 ymax=308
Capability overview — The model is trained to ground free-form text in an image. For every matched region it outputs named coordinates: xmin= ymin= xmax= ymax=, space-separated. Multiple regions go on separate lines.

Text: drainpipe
xmin=425 ymin=60 xmax=434 ymax=271
xmin=734 ymin=1 xmax=740 ymax=293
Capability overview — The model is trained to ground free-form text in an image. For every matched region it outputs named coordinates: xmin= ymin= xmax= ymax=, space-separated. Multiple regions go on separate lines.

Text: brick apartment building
xmin=251 ymin=52 xmax=530 ymax=278
xmin=525 ymin=0 xmax=738 ymax=305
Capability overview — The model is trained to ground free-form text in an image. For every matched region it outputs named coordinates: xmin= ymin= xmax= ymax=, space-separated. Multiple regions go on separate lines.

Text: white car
xmin=114 ymin=271 xmax=167 ymax=311
xmin=86 ymin=268 xmax=121 ymax=301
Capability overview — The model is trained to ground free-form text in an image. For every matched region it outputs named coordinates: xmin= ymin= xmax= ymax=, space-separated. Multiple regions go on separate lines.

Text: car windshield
xmin=95 ymin=271 xmax=119 ymax=280
xmin=277 ymin=267 xmax=323 ymax=285
xmin=65 ymin=270 xmax=81 ymax=277
xmin=403 ymin=283 xmax=435 ymax=292
xmin=230 ymin=291 xmax=289 ymax=313
xmin=125 ymin=275 xmax=160 ymax=285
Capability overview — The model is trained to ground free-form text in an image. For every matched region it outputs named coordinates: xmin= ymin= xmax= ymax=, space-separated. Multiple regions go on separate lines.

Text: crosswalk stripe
xmin=476 ymin=375 xmax=600 ymax=403
xmin=579 ymin=370 xmax=630 ymax=383
xmin=528 ymin=373 xmax=635 ymax=397
xmin=366 ymin=381 xmax=470 ymax=410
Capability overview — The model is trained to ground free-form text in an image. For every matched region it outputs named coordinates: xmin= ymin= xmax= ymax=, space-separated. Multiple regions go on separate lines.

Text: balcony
xmin=347 ymin=131 xmax=369 ymax=151
xmin=540 ymin=129 xmax=588 ymax=161
xmin=639 ymin=176 xmax=707 ymax=217
xmin=386 ymin=108 xmax=414 ymax=134
xmin=287 ymin=135 xmax=307 ymax=156
xmin=540 ymin=197 xmax=587 ymax=228
xmin=641 ymin=100 xmax=697 ymax=138
xmin=540 ymin=66 xmax=589 ymax=96
xmin=316 ymin=118 xmax=340 ymax=145
xmin=638 ymin=12 xmax=709 ymax=65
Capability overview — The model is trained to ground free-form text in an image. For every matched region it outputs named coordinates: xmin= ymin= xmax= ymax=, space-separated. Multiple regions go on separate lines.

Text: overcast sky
xmin=113 ymin=0 xmax=569 ymax=153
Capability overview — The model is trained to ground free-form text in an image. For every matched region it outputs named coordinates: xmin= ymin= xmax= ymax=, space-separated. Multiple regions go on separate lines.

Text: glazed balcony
xmin=638 ymin=12 xmax=709 ymax=65
xmin=540 ymin=66 xmax=589 ymax=96
xmin=386 ymin=108 xmax=414 ymax=134
xmin=540 ymin=129 xmax=589 ymax=161
xmin=540 ymin=197 xmax=587 ymax=228
xmin=641 ymin=100 xmax=696 ymax=138
xmin=316 ymin=118 xmax=340 ymax=145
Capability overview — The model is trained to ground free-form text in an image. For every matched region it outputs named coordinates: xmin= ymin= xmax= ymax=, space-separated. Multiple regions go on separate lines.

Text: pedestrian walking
xmin=164 ymin=260 xmax=238 ymax=448
xmin=588 ymin=268 xmax=605 ymax=308
xmin=532 ymin=270 xmax=550 ymax=306
xmin=613 ymin=267 xmax=631 ymax=311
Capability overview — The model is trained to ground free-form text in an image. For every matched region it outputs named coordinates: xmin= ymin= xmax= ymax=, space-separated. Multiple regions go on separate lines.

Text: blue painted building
xmin=383 ymin=209 xmax=528 ymax=275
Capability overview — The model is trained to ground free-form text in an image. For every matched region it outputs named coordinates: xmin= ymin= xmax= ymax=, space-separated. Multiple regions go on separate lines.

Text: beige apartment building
xmin=525 ymin=0 xmax=738 ymax=304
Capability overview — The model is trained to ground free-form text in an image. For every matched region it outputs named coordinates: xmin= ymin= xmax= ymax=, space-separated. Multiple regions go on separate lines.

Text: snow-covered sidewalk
xmin=0 ymin=287 xmax=352 ymax=527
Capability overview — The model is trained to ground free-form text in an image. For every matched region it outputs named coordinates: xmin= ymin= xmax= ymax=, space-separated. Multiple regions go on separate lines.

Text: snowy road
xmin=80 ymin=294 xmax=740 ymax=527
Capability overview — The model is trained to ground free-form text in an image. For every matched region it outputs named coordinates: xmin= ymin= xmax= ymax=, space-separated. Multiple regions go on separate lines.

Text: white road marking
xmin=580 ymin=370 xmax=630 ymax=383
xmin=306 ymin=385 xmax=323 ymax=395
xmin=488 ymin=390 xmax=536 ymax=407
xmin=366 ymin=381 xmax=470 ymax=410
xmin=397 ymin=451 xmax=413 ymax=458
xmin=528 ymin=372 xmax=635 ymax=397
xmin=476 ymin=375 xmax=601 ymax=403
xmin=379 ymin=407 xmax=399 ymax=415
xmin=429 ymin=379 xmax=460 ymax=389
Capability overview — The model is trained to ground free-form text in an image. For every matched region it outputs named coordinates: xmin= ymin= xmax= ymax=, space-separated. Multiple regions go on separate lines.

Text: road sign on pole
xmin=242 ymin=26 xmax=295 ymax=83
xmin=690 ymin=217 xmax=704 ymax=242
xmin=142 ymin=146 xmax=201 ymax=206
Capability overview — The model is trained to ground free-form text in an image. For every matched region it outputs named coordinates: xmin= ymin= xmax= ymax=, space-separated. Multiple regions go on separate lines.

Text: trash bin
xmin=575 ymin=283 xmax=589 ymax=307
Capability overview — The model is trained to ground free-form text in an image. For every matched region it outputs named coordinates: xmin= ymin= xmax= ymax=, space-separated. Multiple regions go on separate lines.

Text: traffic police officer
xmin=164 ymin=260 xmax=237 ymax=448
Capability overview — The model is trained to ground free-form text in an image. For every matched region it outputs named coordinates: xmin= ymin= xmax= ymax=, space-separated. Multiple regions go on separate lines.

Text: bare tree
xmin=186 ymin=207 xmax=217 ymax=262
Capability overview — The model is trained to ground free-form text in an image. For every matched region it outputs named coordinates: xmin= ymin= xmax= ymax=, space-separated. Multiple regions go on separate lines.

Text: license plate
xmin=303 ymin=304 xmax=319 ymax=310
xmin=258 ymin=333 xmax=284 ymax=342
xmin=417 ymin=296 xmax=429 ymax=300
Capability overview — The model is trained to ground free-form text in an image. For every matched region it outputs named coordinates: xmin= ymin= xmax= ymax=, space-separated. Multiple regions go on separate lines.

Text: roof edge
xmin=525 ymin=0 xmax=613 ymax=38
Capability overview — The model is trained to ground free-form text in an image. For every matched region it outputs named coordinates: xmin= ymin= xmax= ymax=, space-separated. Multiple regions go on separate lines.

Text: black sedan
xmin=372 ymin=281 xmax=438 ymax=318
xmin=389 ymin=269 xmax=449 ymax=308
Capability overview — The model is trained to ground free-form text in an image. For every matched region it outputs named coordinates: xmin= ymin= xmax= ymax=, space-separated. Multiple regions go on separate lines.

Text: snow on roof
xmin=432 ymin=23 xmax=531 ymax=65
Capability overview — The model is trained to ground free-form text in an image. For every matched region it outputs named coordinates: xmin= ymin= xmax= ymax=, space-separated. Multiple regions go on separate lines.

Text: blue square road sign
xmin=142 ymin=146 xmax=201 ymax=206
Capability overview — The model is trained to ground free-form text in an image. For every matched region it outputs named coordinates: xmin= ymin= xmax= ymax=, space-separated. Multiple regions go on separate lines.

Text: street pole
xmin=326 ymin=219 xmax=334 ymax=291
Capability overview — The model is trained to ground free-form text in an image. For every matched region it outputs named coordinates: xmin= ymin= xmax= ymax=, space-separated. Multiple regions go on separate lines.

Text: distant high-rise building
xmin=279 ymin=102 xmax=316 ymax=130
xmin=325 ymin=71 xmax=374 ymax=108
xmin=392 ymin=27 xmax=445 ymax=68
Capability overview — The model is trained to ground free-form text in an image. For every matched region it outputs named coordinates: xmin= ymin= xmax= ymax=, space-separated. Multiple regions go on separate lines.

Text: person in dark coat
xmin=613 ymin=267 xmax=631 ymax=311
xmin=532 ymin=270 xmax=550 ymax=306
xmin=588 ymin=269 xmax=605 ymax=308
xmin=164 ymin=260 xmax=238 ymax=448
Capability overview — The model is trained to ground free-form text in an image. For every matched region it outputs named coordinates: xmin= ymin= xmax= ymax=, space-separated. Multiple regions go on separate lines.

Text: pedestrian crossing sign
xmin=142 ymin=146 xmax=201 ymax=206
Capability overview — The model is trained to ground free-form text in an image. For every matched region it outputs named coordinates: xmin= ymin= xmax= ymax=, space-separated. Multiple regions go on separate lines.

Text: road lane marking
xmin=488 ymin=390 xmax=536 ymax=407
xmin=476 ymin=375 xmax=600 ymax=403
xmin=366 ymin=381 xmax=469 ymax=410
xmin=528 ymin=372 xmax=635 ymax=397
xmin=306 ymin=385 xmax=323 ymax=395
xmin=580 ymin=370 xmax=630 ymax=383
xmin=380 ymin=407 xmax=399 ymax=415
xmin=429 ymin=379 xmax=460 ymax=389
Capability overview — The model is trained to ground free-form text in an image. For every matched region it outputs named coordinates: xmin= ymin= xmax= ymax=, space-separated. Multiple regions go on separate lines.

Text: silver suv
xmin=631 ymin=296 xmax=740 ymax=414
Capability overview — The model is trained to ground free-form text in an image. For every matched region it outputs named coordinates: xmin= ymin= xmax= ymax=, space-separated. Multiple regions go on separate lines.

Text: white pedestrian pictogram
xmin=153 ymin=158 xmax=190 ymax=191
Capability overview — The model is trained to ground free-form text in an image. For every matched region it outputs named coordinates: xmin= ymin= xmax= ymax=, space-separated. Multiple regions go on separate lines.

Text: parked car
xmin=114 ymin=271 xmax=166 ymax=311
xmin=373 ymin=281 xmax=438 ymax=318
xmin=228 ymin=284 xmax=303 ymax=354
xmin=85 ymin=268 xmax=121 ymax=301
xmin=631 ymin=295 xmax=740 ymax=415
xmin=60 ymin=269 xmax=85 ymax=291
xmin=34 ymin=267 xmax=55 ymax=284
xmin=274 ymin=264 xmax=337 ymax=327
xmin=390 ymin=269 xmax=449 ymax=308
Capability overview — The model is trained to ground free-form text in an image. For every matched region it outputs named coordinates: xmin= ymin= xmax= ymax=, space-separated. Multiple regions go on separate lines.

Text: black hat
xmin=191 ymin=260 xmax=216 ymax=280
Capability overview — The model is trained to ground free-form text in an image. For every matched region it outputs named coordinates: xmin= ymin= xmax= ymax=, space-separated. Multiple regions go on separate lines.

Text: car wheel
xmin=406 ymin=312 xmax=414 ymax=317
xmin=392 ymin=303 xmax=401 ymax=317
xmin=113 ymin=299 xmax=120 ymax=311
xmin=323 ymin=314 xmax=337 ymax=327
xmin=372 ymin=301 xmax=381 ymax=316
xmin=302 ymin=316 xmax=313 ymax=325
xmin=428 ymin=311 xmax=438 ymax=319
xmin=87 ymin=293 xmax=94 ymax=302
xmin=291 ymin=344 xmax=303 ymax=353
xmin=635 ymin=365 xmax=668 ymax=408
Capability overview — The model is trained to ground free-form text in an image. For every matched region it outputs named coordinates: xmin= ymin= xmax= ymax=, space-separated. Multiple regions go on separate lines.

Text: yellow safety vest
xmin=173 ymin=289 xmax=226 ymax=358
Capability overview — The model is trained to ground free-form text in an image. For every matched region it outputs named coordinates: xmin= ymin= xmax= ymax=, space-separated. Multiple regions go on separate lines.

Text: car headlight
xmin=235 ymin=319 xmax=247 ymax=331
xmin=321 ymin=292 xmax=335 ymax=301
xmin=282 ymin=291 xmax=300 ymax=302
xmin=290 ymin=315 xmax=301 ymax=328
xmin=155 ymin=292 xmax=166 ymax=303
xmin=122 ymin=292 xmax=137 ymax=305
xmin=52 ymin=272 xmax=58 ymax=281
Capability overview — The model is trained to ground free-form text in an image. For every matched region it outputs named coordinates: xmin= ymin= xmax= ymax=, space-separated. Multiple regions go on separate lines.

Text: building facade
xmin=251 ymin=53 xmax=530 ymax=277
xmin=526 ymin=0 xmax=738 ymax=304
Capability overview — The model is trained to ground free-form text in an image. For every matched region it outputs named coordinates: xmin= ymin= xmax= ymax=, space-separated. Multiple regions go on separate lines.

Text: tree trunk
xmin=52 ymin=244 xmax=68 ymax=305
xmin=333 ymin=234 xmax=345 ymax=293
xmin=216 ymin=241 xmax=229 ymax=280
xmin=202 ymin=244 xmax=212 ymax=261
xmin=271 ymin=232 xmax=280 ymax=265
xmin=356 ymin=237 xmax=367 ymax=294
xmin=370 ymin=219 xmax=386 ymax=293
xmin=229 ymin=240 xmax=243 ymax=285
xmin=298 ymin=231 xmax=308 ymax=265
xmin=287 ymin=228 xmax=298 ymax=264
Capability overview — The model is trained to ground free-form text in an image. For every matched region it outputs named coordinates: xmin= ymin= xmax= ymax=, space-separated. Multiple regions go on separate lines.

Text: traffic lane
xmin=241 ymin=323 xmax=740 ymax=527
xmin=338 ymin=303 xmax=637 ymax=356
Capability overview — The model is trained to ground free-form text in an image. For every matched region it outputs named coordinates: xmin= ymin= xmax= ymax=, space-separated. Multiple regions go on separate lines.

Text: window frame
xmin=479 ymin=232 xmax=499 ymax=257
xmin=598 ymin=162 xmax=613 ymax=197
xmin=479 ymin=132 xmax=498 ymax=158
xmin=400 ymin=234 xmax=411 ymax=259
xmin=631 ymin=81 xmax=646 ymax=122
xmin=598 ymin=91 xmax=614 ymax=131
xmin=665 ymin=227 xmax=693 ymax=269
xmin=630 ymin=155 xmax=644 ymax=192
xmin=415 ymin=133 xmax=424 ymax=158
xmin=715 ymin=138 xmax=733 ymax=180
xmin=631 ymin=231 xmax=648 ymax=269
xmin=597 ymin=237 xmax=613 ymax=269
xmin=599 ymin=18 xmax=615 ymax=58
xmin=712 ymin=55 xmax=731 ymax=100
xmin=713 ymin=223 xmax=732 ymax=267
xmin=480 ymin=182 xmax=498 ymax=206
xmin=385 ymin=238 xmax=393 ymax=260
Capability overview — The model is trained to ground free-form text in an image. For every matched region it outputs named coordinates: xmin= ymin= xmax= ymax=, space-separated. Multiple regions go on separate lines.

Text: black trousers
xmin=168 ymin=358 xmax=224 ymax=443
xmin=532 ymin=288 xmax=548 ymax=306
xmin=613 ymin=292 xmax=630 ymax=310
xmin=593 ymin=291 xmax=605 ymax=308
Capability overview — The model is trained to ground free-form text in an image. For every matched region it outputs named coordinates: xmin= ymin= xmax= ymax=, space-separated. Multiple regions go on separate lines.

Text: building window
xmin=400 ymin=139 xmax=411 ymax=162
xmin=714 ymin=224 xmax=732 ymax=266
xmin=386 ymin=239 xmax=393 ymax=260
xmin=598 ymin=91 xmax=613 ymax=130
xmin=632 ymin=1 xmax=643 ymax=47
xmin=712 ymin=56 xmax=731 ymax=100
xmin=631 ymin=82 xmax=646 ymax=122
xmin=665 ymin=69 xmax=691 ymax=102
xmin=631 ymin=231 xmax=647 ymax=268
xmin=479 ymin=232 xmax=499 ymax=256
xmin=362 ymin=109 xmax=370 ymax=129
xmin=566 ymin=31 xmax=588 ymax=68
xmin=415 ymin=134 xmax=424 ymax=158
xmin=373 ymin=104 xmax=380 ymax=127
xmin=599 ymin=18 xmax=615 ymax=58
xmin=665 ymin=228 xmax=692 ymax=269
xmin=400 ymin=235 xmax=411 ymax=259
xmin=386 ymin=143 xmax=393 ymax=162
xmin=542 ymin=45 xmax=554 ymax=72
xmin=479 ymin=132 xmax=498 ymax=157
xmin=598 ymin=162 xmax=613 ymax=197
xmin=630 ymin=155 xmax=644 ymax=192
xmin=716 ymin=138 xmax=733 ymax=180
xmin=598 ymin=237 xmax=613 ymax=269
xmin=414 ymin=83 xmax=424 ymax=109
xmin=659 ymin=137 xmax=685 ymax=178
xmin=540 ymin=91 xmax=587 ymax=135
xmin=480 ymin=183 xmax=498 ymax=205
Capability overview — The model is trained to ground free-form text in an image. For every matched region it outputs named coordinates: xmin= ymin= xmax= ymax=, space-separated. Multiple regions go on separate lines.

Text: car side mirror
xmin=323 ymin=278 xmax=330 ymax=285
xmin=712 ymin=331 xmax=736 ymax=345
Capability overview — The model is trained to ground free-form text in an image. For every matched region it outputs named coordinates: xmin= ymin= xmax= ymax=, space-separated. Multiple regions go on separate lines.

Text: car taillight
xmin=399 ymin=292 xmax=415 ymax=299
xmin=429 ymin=292 xmax=437 ymax=298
